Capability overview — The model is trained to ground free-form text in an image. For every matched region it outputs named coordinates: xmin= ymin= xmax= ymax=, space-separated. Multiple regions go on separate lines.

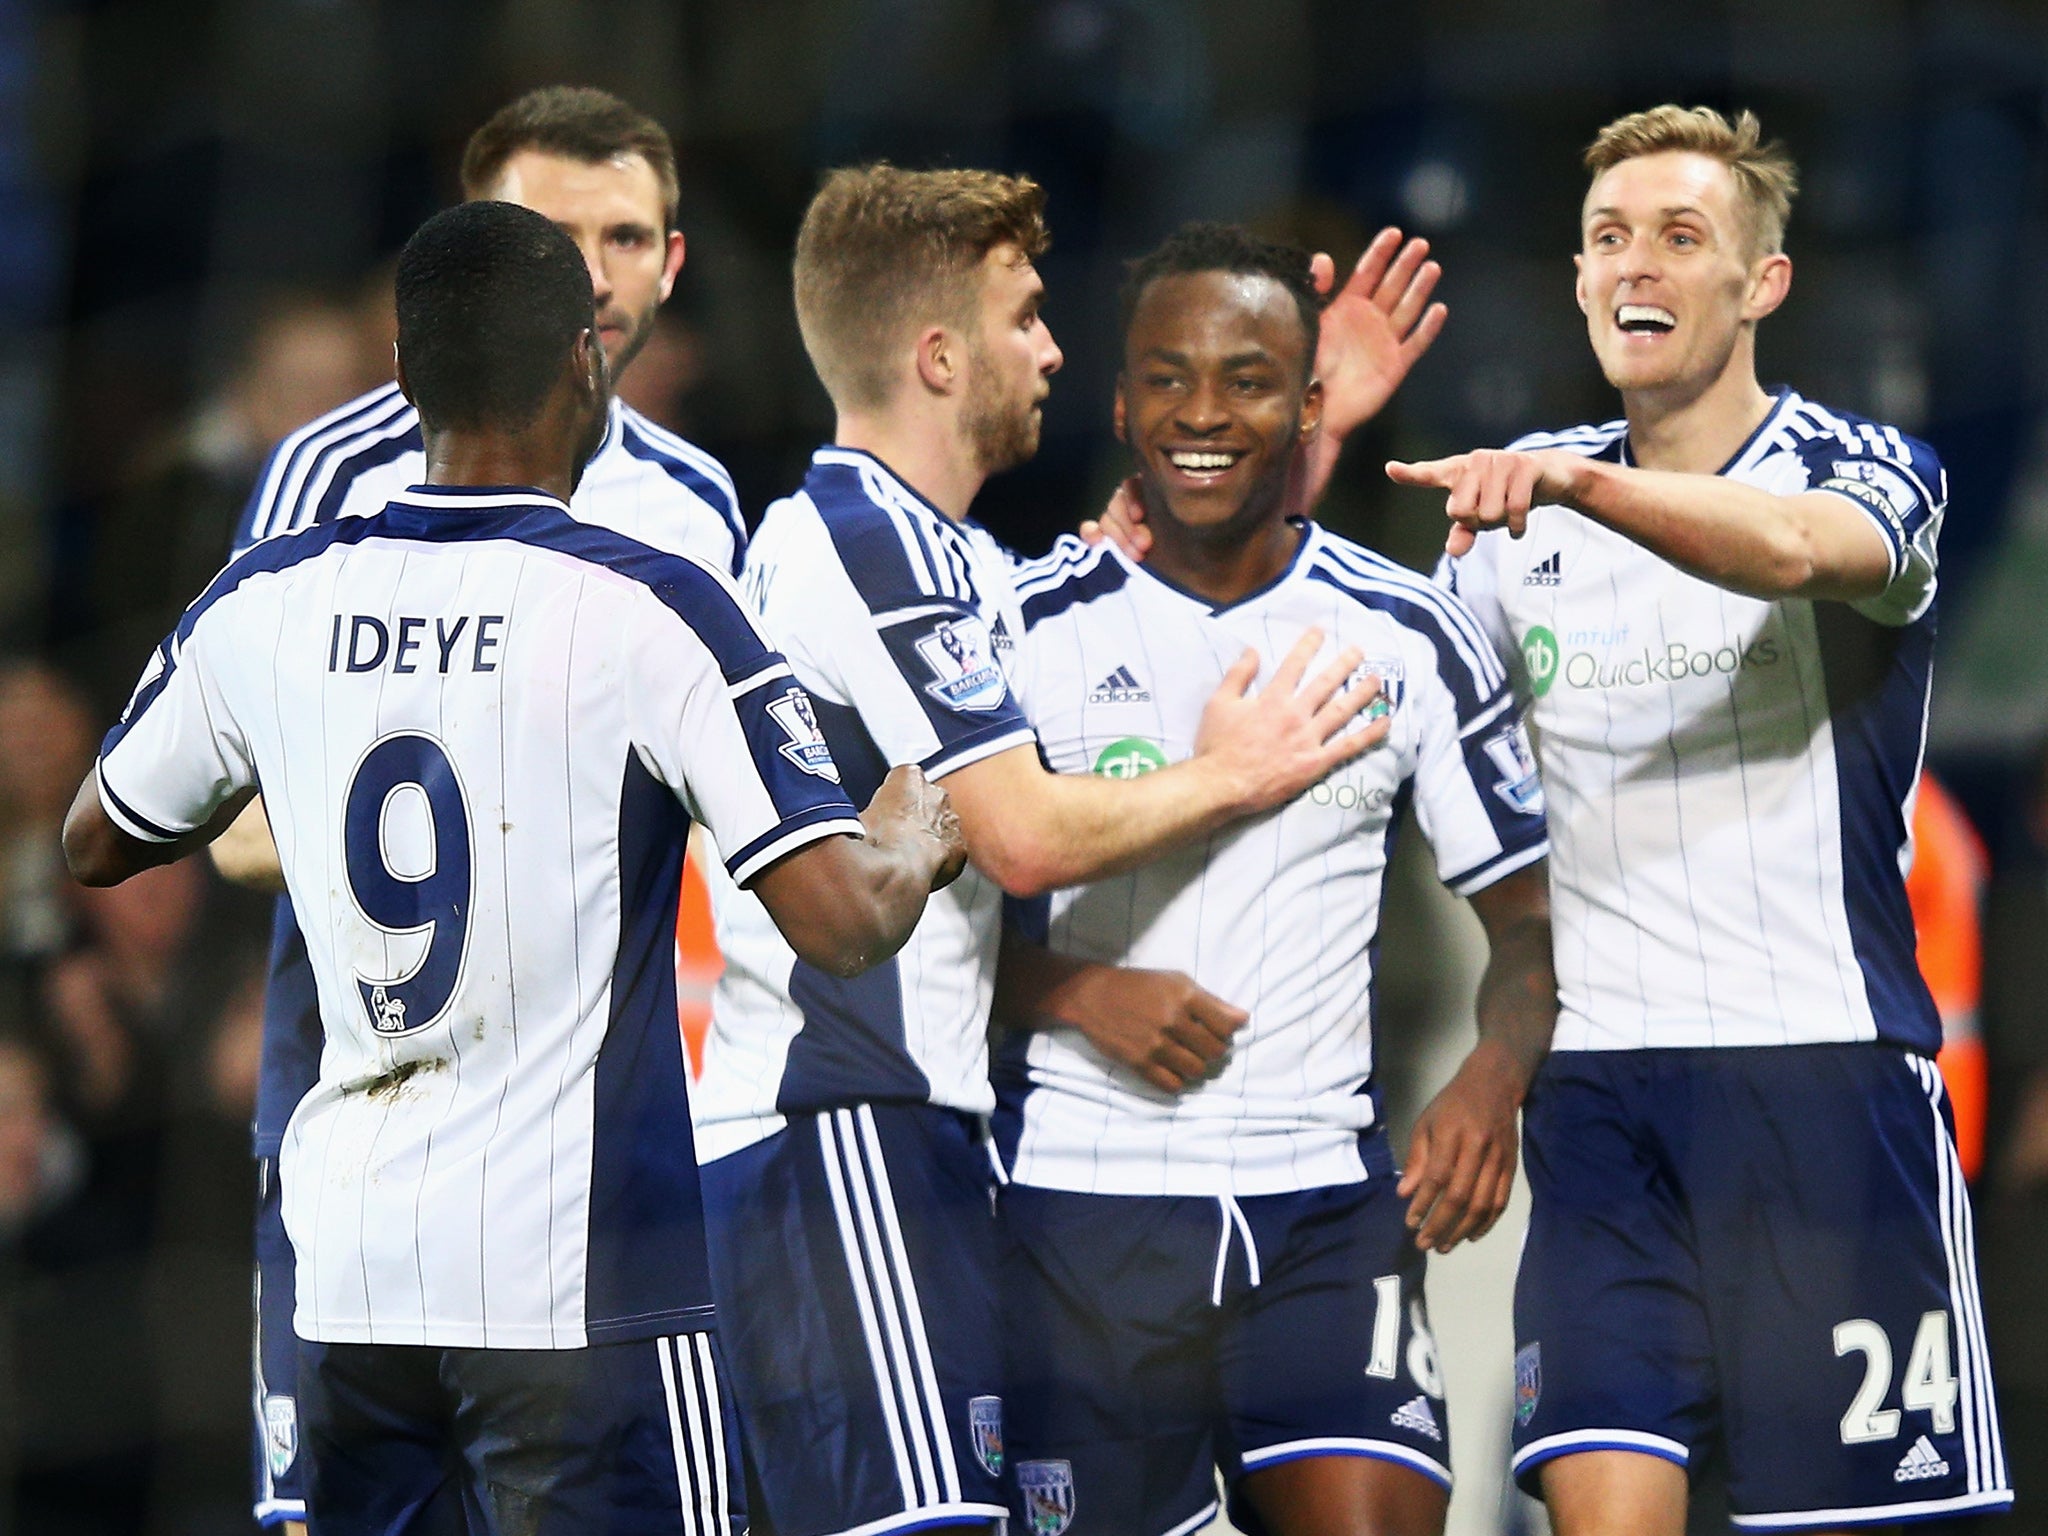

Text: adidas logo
xmin=1089 ymin=665 xmax=1150 ymax=703
xmin=1390 ymin=1395 xmax=1442 ymax=1441
xmin=1523 ymin=551 xmax=1563 ymax=587
xmin=1893 ymin=1435 xmax=1949 ymax=1483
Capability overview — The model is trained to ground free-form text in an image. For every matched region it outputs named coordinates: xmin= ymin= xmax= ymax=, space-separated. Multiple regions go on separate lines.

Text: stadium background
xmin=2 ymin=0 xmax=2048 ymax=1532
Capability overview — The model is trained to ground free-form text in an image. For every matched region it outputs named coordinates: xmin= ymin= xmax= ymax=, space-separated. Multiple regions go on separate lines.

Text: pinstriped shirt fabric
xmin=99 ymin=488 xmax=860 ymax=1348
xmin=1439 ymin=388 xmax=1945 ymax=1054
xmin=693 ymin=448 xmax=1037 ymax=1162
xmin=992 ymin=524 xmax=1549 ymax=1196
xmin=234 ymin=381 xmax=747 ymax=573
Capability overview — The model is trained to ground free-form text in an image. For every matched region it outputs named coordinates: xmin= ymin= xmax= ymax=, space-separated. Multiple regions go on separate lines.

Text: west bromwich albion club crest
xmin=766 ymin=687 xmax=840 ymax=781
xmin=968 ymin=1394 xmax=1003 ymax=1475
xmin=263 ymin=1393 xmax=299 ymax=1479
xmin=1515 ymin=1343 xmax=1541 ymax=1426
xmin=914 ymin=616 xmax=1008 ymax=713
xmin=1017 ymin=1459 xmax=1075 ymax=1536
xmin=1357 ymin=657 xmax=1405 ymax=722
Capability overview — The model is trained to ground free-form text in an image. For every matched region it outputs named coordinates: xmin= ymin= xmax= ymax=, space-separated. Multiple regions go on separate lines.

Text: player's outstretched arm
xmin=945 ymin=630 xmax=1387 ymax=898
xmin=748 ymin=764 xmax=968 ymax=978
xmin=992 ymin=926 xmax=1249 ymax=1094
xmin=1388 ymin=450 xmax=1896 ymax=602
xmin=1398 ymin=862 xmax=1555 ymax=1253
xmin=208 ymin=793 xmax=287 ymax=893
xmin=63 ymin=770 xmax=257 ymax=887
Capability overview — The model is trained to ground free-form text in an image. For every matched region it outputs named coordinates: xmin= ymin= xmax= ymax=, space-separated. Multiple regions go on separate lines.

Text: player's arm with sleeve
xmin=1389 ymin=430 xmax=1939 ymax=615
xmin=204 ymin=435 xmax=312 ymax=892
xmin=64 ymin=617 xmax=259 ymax=885
xmin=794 ymin=516 xmax=1384 ymax=899
xmin=1391 ymin=619 xmax=1556 ymax=1254
xmin=634 ymin=580 xmax=963 ymax=979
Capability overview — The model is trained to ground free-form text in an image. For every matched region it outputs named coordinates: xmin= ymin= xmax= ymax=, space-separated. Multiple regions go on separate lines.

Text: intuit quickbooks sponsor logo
xmin=1522 ymin=627 xmax=1560 ymax=697
xmin=1092 ymin=737 xmax=1167 ymax=778
xmin=1559 ymin=638 xmax=1779 ymax=691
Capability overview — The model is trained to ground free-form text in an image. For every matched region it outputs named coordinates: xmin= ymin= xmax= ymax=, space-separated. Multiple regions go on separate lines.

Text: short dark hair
xmin=460 ymin=86 xmax=679 ymax=226
xmin=395 ymin=201 xmax=596 ymax=433
xmin=1119 ymin=222 xmax=1324 ymax=377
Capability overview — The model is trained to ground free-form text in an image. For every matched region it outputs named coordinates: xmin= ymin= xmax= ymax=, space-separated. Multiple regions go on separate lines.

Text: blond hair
xmin=793 ymin=164 xmax=1050 ymax=410
xmin=1584 ymin=106 xmax=1799 ymax=257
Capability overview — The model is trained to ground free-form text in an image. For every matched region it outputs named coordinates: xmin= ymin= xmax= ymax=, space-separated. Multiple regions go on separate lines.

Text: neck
xmin=834 ymin=409 xmax=983 ymax=521
xmin=1141 ymin=490 xmax=1301 ymax=607
xmin=421 ymin=408 xmax=597 ymax=503
xmin=1619 ymin=337 xmax=1775 ymax=474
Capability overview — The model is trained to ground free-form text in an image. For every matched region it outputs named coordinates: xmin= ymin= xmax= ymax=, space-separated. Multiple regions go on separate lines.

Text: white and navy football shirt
xmin=1440 ymin=387 xmax=1944 ymax=1053
xmin=98 ymin=486 xmax=861 ymax=1348
xmin=993 ymin=523 xmax=1549 ymax=1197
xmin=692 ymin=448 xmax=1036 ymax=1162
xmin=232 ymin=382 xmax=747 ymax=1164
xmin=235 ymin=380 xmax=746 ymax=568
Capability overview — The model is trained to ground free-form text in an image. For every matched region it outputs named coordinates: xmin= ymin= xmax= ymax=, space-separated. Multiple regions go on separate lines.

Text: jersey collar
xmin=1112 ymin=517 xmax=1318 ymax=617
xmin=810 ymin=445 xmax=983 ymax=532
xmin=393 ymin=484 xmax=572 ymax=516
xmin=1617 ymin=384 xmax=1796 ymax=478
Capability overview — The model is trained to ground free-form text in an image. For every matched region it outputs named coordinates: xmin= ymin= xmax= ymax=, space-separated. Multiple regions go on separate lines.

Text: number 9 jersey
xmin=94 ymin=484 xmax=863 ymax=1351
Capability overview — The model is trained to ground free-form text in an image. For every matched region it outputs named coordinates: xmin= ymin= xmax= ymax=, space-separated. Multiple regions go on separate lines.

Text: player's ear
xmin=393 ymin=345 xmax=414 ymax=408
xmin=1573 ymin=254 xmax=1588 ymax=316
xmin=1298 ymin=376 xmax=1324 ymax=443
xmin=1113 ymin=380 xmax=1128 ymax=444
xmin=914 ymin=325 xmax=957 ymax=396
xmin=1744 ymin=251 xmax=1792 ymax=322
xmin=573 ymin=327 xmax=606 ymax=404
xmin=658 ymin=229 xmax=685 ymax=304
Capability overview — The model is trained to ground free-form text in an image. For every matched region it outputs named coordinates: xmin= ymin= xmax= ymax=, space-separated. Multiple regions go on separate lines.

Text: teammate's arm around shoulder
xmin=1388 ymin=447 xmax=1900 ymax=604
xmin=943 ymin=628 xmax=1387 ymax=898
xmin=749 ymin=764 xmax=966 ymax=977
xmin=1398 ymin=861 xmax=1556 ymax=1254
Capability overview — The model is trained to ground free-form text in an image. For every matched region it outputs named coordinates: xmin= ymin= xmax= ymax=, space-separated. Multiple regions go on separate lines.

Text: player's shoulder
xmin=242 ymin=381 xmax=421 ymax=544
xmin=1505 ymin=417 xmax=1629 ymax=458
xmin=1304 ymin=530 xmax=1508 ymax=689
xmin=1013 ymin=535 xmax=1129 ymax=631
xmin=774 ymin=447 xmax=985 ymax=609
xmin=609 ymin=403 xmax=743 ymax=518
xmin=1763 ymin=391 xmax=1944 ymax=497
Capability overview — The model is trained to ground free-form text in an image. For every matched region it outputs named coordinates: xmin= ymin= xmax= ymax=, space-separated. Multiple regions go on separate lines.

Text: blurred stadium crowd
xmin=6 ymin=0 xmax=2048 ymax=1531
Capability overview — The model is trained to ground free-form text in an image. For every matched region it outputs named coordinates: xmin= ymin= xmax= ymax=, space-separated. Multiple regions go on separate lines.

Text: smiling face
xmin=1116 ymin=268 xmax=1321 ymax=540
xmin=1576 ymin=149 xmax=1789 ymax=402
xmin=483 ymin=149 xmax=683 ymax=376
xmin=961 ymin=242 xmax=1063 ymax=476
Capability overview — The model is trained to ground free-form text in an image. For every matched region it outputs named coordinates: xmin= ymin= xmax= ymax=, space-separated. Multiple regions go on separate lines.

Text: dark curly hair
xmin=1118 ymin=222 xmax=1323 ymax=379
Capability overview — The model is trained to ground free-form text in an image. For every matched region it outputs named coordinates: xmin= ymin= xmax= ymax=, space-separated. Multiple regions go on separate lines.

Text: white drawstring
xmin=1210 ymin=1194 xmax=1264 ymax=1306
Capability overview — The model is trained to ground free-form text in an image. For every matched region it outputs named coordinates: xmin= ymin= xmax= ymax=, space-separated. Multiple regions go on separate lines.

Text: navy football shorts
xmin=253 ymin=1156 xmax=308 ymax=1527
xmin=1513 ymin=1044 xmax=2011 ymax=1530
xmin=299 ymin=1328 xmax=742 ymax=1536
xmin=700 ymin=1103 xmax=1008 ymax=1536
xmin=998 ymin=1167 xmax=1450 ymax=1536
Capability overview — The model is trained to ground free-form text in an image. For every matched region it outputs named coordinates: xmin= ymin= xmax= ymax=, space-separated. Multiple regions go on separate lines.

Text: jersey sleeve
xmin=95 ymin=612 xmax=255 ymax=844
xmin=628 ymin=568 xmax=864 ymax=888
xmin=1405 ymin=599 xmax=1550 ymax=896
xmin=1793 ymin=429 xmax=1943 ymax=627
xmin=784 ymin=506 xmax=1037 ymax=781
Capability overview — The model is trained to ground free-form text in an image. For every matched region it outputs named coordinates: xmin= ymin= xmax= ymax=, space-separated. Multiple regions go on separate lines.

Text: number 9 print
xmin=343 ymin=732 xmax=475 ymax=1036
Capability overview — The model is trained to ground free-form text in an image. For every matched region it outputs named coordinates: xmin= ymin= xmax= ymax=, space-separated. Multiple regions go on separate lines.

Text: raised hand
xmin=1386 ymin=447 xmax=1588 ymax=556
xmin=1194 ymin=629 xmax=1388 ymax=814
xmin=1313 ymin=227 xmax=1448 ymax=442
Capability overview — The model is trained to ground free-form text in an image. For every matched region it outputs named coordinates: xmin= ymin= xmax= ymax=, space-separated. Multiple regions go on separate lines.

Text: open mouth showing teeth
xmin=1168 ymin=450 xmax=1244 ymax=473
xmin=1617 ymin=304 xmax=1676 ymax=334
